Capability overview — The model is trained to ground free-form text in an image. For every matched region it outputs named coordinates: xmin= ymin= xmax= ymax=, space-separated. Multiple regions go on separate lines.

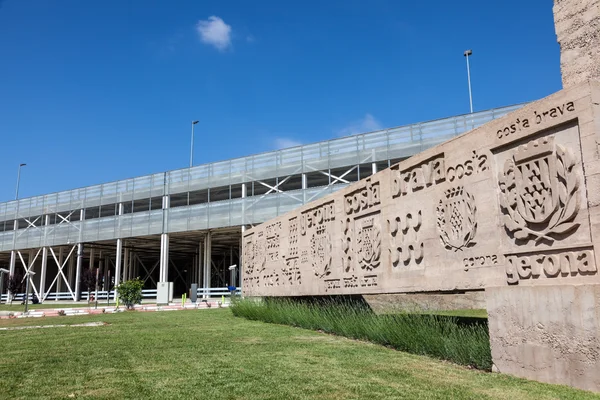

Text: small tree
xmin=6 ymin=274 xmax=24 ymax=305
xmin=80 ymin=269 xmax=97 ymax=303
xmin=115 ymin=278 xmax=143 ymax=310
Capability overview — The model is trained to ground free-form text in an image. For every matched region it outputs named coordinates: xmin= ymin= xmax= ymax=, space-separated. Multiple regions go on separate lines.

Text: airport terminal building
xmin=0 ymin=104 xmax=522 ymax=302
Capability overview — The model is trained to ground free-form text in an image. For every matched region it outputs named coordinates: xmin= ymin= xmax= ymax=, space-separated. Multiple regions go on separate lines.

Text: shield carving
xmin=436 ymin=187 xmax=477 ymax=251
xmin=356 ymin=217 xmax=381 ymax=270
xmin=311 ymin=227 xmax=332 ymax=278
xmin=498 ymin=137 xmax=581 ymax=244
xmin=514 ymin=149 xmax=559 ymax=224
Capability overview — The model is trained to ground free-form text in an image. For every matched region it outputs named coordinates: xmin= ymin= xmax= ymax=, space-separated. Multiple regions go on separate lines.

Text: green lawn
xmin=0 ymin=310 xmax=597 ymax=400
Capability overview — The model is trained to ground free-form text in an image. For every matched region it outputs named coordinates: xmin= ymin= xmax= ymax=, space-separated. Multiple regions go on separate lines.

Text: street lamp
xmin=190 ymin=120 xmax=199 ymax=168
xmin=24 ymin=270 xmax=36 ymax=313
xmin=463 ymin=49 xmax=473 ymax=114
xmin=15 ymin=163 xmax=26 ymax=200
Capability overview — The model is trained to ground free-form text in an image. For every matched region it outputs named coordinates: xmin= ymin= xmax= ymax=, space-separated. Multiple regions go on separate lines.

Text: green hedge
xmin=231 ymin=297 xmax=492 ymax=370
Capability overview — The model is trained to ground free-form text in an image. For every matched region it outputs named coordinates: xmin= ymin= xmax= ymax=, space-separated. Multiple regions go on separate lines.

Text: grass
xmin=231 ymin=298 xmax=492 ymax=370
xmin=1 ymin=309 xmax=598 ymax=399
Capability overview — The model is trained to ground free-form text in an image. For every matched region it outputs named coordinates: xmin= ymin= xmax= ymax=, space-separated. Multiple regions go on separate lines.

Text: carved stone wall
xmin=554 ymin=0 xmax=600 ymax=87
xmin=243 ymin=80 xmax=600 ymax=299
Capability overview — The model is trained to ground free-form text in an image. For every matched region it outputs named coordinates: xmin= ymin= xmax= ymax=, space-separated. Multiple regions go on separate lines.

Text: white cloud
xmin=196 ymin=16 xmax=232 ymax=51
xmin=336 ymin=113 xmax=383 ymax=137
xmin=274 ymin=137 xmax=302 ymax=149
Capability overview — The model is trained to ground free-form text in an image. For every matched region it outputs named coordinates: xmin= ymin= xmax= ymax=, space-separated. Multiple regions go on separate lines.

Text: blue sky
xmin=0 ymin=0 xmax=561 ymax=201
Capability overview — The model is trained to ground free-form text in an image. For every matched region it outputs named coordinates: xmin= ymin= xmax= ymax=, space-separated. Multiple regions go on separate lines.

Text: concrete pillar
xmin=203 ymin=231 xmax=211 ymax=298
xmin=40 ymin=247 xmax=48 ymax=302
xmin=89 ymin=247 xmax=95 ymax=270
xmin=302 ymin=173 xmax=307 ymax=203
xmin=67 ymin=250 xmax=74 ymax=294
xmin=131 ymin=252 xmax=137 ymax=280
xmin=114 ymin=239 xmax=123 ymax=300
xmin=240 ymin=225 xmax=245 ymax=288
xmin=197 ymin=242 xmax=202 ymax=286
xmin=56 ymin=247 xmax=64 ymax=300
xmin=7 ymin=250 xmax=16 ymax=300
xmin=103 ymin=255 xmax=110 ymax=291
xmin=98 ymin=251 xmax=104 ymax=292
xmin=123 ymin=243 xmax=129 ymax=282
xmin=159 ymin=233 xmax=169 ymax=282
xmin=74 ymin=243 xmax=83 ymax=301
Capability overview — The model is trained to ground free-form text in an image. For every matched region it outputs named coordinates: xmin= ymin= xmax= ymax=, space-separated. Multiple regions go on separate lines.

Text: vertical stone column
xmin=554 ymin=0 xmax=600 ymax=87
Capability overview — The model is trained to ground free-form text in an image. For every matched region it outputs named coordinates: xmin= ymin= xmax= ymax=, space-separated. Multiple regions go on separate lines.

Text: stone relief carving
xmin=445 ymin=150 xmax=489 ymax=183
xmin=341 ymin=216 xmax=353 ymax=273
xmin=300 ymin=202 xmax=335 ymax=279
xmin=505 ymin=249 xmax=596 ymax=284
xmin=342 ymin=178 xmax=383 ymax=275
xmin=498 ymin=137 xmax=580 ymax=244
xmin=311 ymin=224 xmax=332 ymax=278
xmin=356 ymin=216 xmax=381 ymax=271
xmin=281 ymin=217 xmax=302 ymax=285
xmin=391 ymin=155 xmax=445 ymax=197
xmin=287 ymin=217 xmax=299 ymax=259
xmin=436 ymin=186 xmax=477 ymax=251
xmin=344 ymin=178 xmax=380 ymax=215
xmin=265 ymin=221 xmax=282 ymax=262
xmin=242 ymin=233 xmax=266 ymax=288
xmin=388 ymin=210 xmax=423 ymax=266
xmin=282 ymin=258 xmax=302 ymax=286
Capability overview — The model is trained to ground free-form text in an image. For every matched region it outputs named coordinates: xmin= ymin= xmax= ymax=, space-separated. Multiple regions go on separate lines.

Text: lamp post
xmin=15 ymin=163 xmax=26 ymax=200
xmin=24 ymin=270 xmax=36 ymax=313
xmin=463 ymin=49 xmax=473 ymax=114
xmin=190 ymin=120 xmax=199 ymax=168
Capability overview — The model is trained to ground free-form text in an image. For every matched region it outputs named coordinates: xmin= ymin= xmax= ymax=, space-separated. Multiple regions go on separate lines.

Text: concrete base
xmin=157 ymin=282 xmax=173 ymax=305
xmin=486 ymin=284 xmax=600 ymax=392
xmin=363 ymin=291 xmax=486 ymax=314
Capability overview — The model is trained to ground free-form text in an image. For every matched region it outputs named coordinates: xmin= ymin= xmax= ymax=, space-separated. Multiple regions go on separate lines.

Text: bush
xmin=231 ymin=297 xmax=492 ymax=370
xmin=115 ymin=278 xmax=143 ymax=310
xmin=6 ymin=274 xmax=24 ymax=305
xmin=80 ymin=269 xmax=98 ymax=302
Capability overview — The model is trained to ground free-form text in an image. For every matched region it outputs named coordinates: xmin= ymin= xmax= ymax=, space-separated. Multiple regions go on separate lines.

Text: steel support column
xmin=74 ymin=243 xmax=84 ymax=301
xmin=203 ymin=231 xmax=211 ymax=298
xmin=40 ymin=247 xmax=48 ymax=301
xmin=56 ymin=247 xmax=64 ymax=300
xmin=123 ymin=243 xmax=129 ymax=283
xmin=114 ymin=239 xmax=123 ymax=300
xmin=159 ymin=233 xmax=169 ymax=282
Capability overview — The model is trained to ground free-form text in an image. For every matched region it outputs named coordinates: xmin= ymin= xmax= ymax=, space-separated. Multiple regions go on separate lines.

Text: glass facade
xmin=0 ymin=104 xmax=524 ymax=251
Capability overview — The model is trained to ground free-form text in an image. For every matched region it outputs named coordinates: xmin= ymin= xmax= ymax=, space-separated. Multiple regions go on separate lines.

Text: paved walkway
xmin=0 ymin=300 xmax=230 ymax=319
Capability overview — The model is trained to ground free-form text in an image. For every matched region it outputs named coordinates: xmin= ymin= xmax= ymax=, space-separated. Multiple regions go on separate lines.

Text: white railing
xmin=196 ymin=287 xmax=241 ymax=297
xmin=0 ymin=287 xmax=241 ymax=303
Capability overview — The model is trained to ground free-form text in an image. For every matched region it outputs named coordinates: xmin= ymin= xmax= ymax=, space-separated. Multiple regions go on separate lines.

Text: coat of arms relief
xmin=436 ymin=187 xmax=477 ymax=251
xmin=498 ymin=136 xmax=580 ymax=244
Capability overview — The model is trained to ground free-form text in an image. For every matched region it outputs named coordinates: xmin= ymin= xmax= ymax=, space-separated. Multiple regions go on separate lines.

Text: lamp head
xmin=464 ymin=49 xmax=472 ymax=57
xmin=192 ymin=120 xmax=199 ymax=125
xmin=228 ymin=264 xmax=237 ymax=271
xmin=19 ymin=163 xmax=26 ymax=167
